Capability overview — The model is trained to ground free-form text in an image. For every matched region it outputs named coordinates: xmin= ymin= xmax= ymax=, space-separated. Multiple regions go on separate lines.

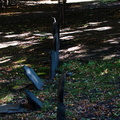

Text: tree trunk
xmin=58 ymin=0 xmax=66 ymax=27
xmin=0 ymin=0 xmax=11 ymax=8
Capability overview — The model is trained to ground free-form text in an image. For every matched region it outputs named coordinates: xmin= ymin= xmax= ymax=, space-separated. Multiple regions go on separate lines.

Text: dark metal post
xmin=53 ymin=17 xmax=60 ymax=52
xmin=57 ymin=74 xmax=66 ymax=120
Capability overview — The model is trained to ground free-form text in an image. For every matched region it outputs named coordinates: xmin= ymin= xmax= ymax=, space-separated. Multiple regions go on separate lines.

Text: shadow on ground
xmin=60 ymin=6 xmax=120 ymax=60
xmin=0 ymin=2 xmax=120 ymax=119
xmin=0 ymin=1 xmax=120 ymax=87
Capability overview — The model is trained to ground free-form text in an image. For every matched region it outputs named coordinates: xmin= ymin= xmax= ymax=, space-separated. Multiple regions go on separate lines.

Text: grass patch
xmin=97 ymin=0 xmax=117 ymax=2
xmin=0 ymin=56 xmax=120 ymax=119
xmin=59 ymin=59 xmax=120 ymax=102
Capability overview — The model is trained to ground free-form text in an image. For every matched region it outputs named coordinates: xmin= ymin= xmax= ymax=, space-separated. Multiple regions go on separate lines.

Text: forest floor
xmin=0 ymin=1 xmax=120 ymax=120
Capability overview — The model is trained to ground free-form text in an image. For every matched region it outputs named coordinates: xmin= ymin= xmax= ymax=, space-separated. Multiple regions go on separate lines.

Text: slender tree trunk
xmin=4 ymin=0 xmax=8 ymax=7
xmin=0 ymin=0 xmax=10 ymax=8
xmin=62 ymin=0 xmax=66 ymax=26
xmin=58 ymin=0 xmax=66 ymax=27
xmin=58 ymin=0 xmax=62 ymax=23
xmin=1 ymin=0 xmax=4 ymax=8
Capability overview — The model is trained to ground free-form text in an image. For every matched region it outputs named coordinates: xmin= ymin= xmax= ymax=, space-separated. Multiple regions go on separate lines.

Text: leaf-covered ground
xmin=0 ymin=1 xmax=120 ymax=119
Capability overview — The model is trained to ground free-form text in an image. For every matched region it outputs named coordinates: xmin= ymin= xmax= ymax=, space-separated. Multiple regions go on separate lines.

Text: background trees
xmin=0 ymin=0 xmax=12 ymax=8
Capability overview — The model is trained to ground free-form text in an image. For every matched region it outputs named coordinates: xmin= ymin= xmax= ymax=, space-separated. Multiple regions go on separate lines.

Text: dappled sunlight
xmin=66 ymin=45 xmax=82 ymax=52
xmin=67 ymin=0 xmax=95 ymax=3
xmin=59 ymin=18 xmax=120 ymax=60
xmin=0 ymin=31 xmax=52 ymax=49
xmin=0 ymin=39 xmax=40 ymax=49
xmin=103 ymin=37 xmax=120 ymax=44
xmin=91 ymin=47 xmax=110 ymax=52
xmin=60 ymin=50 xmax=88 ymax=60
xmin=61 ymin=29 xmax=83 ymax=36
xmin=60 ymin=26 xmax=112 ymax=37
xmin=60 ymin=35 xmax=74 ymax=40
xmin=60 ymin=27 xmax=72 ymax=32
xmin=5 ymin=18 xmax=116 ymax=61
xmin=100 ymin=68 xmax=108 ymax=75
xmin=3 ymin=32 xmax=31 ymax=38
xmin=60 ymin=44 xmax=87 ymax=59
xmin=13 ymin=59 xmax=26 ymax=64
xmin=60 ymin=45 xmax=82 ymax=52
xmin=33 ymin=32 xmax=52 ymax=37
xmin=84 ymin=26 xmax=112 ymax=32
xmin=60 ymin=21 xmax=110 ymax=38
xmin=20 ymin=0 xmax=95 ymax=6
xmin=0 ymin=12 xmax=22 ymax=16
xmin=0 ymin=32 xmax=3 ymax=35
xmin=0 ymin=11 xmax=47 ymax=16
xmin=12 ymin=64 xmax=23 ymax=69
xmin=103 ymin=54 xmax=120 ymax=60
xmin=77 ymin=21 xmax=108 ymax=29
xmin=0 ymin=56 xmax=12 ymax=64
xmin=0 ymin=93 xmax=13 ymax=103
xmin=0 ymin=1 xmax=120 ymax=119
xmin=0 ymin=80 xmax=9 ymax=84
xmin=25 ymin=36 xmax=36 ymax=40
xmin=86 ymin=21 xmax=106 ymax=26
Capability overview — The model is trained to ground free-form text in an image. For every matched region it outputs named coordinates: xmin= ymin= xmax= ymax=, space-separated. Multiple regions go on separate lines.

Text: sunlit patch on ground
xmin=0 ymin=39 xmax=40 ymax=49
xmin=60 ymin=35 xmax=74 ymax=40
xmin=0 ymin=80 xmax=9 ymax=83
xmin=103 ymin=54 xmax=120 ymax=60
xmin=59 ymin=22 xmax=119 ymax=60
xmin=103 ymin=37 xmax=120 ymax=44
xmin=0 ymin=94 xmax=14 ymax=104
xmin=0 ymin=56 xmax=12 ymax=64
xmin=3 ymin=32 xmax=31 ymax=38
xmin=20 ymin=0 xmax=95 ymax=6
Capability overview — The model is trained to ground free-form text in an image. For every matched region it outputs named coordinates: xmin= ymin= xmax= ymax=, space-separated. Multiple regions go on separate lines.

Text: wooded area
xmin=0 ymin=0 xmax=120 ymax=119
xmin=0 ymin=0 xmax=64 ymax=8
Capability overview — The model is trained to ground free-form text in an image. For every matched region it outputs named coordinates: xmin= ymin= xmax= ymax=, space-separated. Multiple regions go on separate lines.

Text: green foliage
xmin=59 ymin=59 xmax=120 ymax=102
xmin=96 ymin=0 xmax=117 ymax=2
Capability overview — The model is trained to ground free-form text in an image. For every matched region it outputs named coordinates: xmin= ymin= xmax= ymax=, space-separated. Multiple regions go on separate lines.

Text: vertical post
xmin=4 ymin=0 xmax=8 ymax=8
xmin=53 ymin=17 xmax=60 ymax=52
xmin=62 ymin=0 xmax=66 ymax=26
xmin=57 ymin=74 xmax=66 ymax=120
xmin=58 ymin=0 xmax=62 ymax=24
xmin=1 ymin=0 xmax=5 ymax=8
xmin=1 ymin=0 xmax=10 ymax=8
xmin=58 ymin=0 xmax=66 ymax=27
xmin=49 ymin=50 xmax=58 ymax=81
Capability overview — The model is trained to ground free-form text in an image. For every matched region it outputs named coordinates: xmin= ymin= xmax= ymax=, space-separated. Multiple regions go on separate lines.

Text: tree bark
xmin=58 ymin=0 xmax=66 ymax=26
xmin=0 ymin=0 xmax=12 ymax=8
